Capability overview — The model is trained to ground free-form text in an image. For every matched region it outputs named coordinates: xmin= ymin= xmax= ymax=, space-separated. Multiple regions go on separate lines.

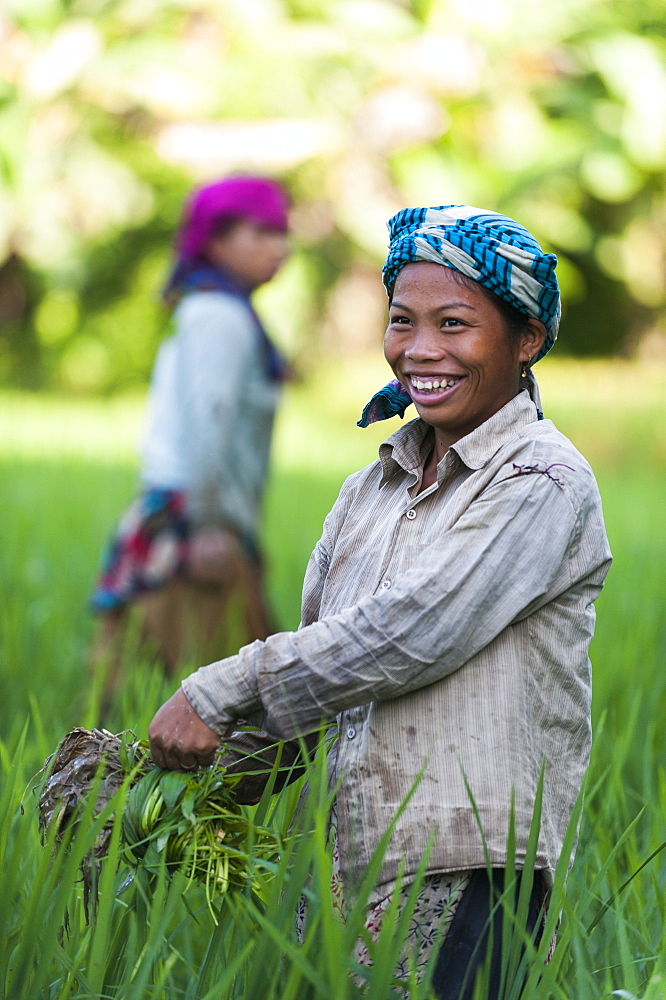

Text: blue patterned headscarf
xmin=358 ymin=205 xmax=560 ymax=427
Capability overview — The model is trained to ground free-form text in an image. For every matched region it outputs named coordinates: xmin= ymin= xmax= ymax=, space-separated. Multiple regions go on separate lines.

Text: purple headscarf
xmin=177 ymin=175 xmax=289 ymax=261
xmin=163 ymin=175 xmax=290 ymax=383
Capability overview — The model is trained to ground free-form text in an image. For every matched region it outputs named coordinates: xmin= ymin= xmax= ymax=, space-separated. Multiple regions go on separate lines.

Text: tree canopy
xmin=0 ymin=0 xmax=664 ymax=391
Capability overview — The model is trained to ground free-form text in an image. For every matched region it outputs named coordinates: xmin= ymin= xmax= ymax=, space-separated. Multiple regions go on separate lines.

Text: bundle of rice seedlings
xmin=37 ymin=727 xmax=283 ymax=916
xmin=37 ymin=727 xmax=138 ymax=914
xmin=121 ymin=757 xmax=282 ymax=897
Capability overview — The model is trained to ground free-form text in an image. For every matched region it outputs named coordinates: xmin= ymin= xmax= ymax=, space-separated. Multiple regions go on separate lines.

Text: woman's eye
xmin=389 ymin=315 xmax=410 ymax=325
xmin=442 ymin=317 xmax=464 ymax=328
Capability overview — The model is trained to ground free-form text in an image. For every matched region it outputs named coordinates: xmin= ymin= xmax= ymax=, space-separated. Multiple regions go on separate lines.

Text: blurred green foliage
xmin=0 ymin=0 xmax=664 ymax=391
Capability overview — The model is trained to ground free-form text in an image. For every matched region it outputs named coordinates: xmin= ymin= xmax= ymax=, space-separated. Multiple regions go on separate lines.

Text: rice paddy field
xmin=1 ymin=356 xmax=665 ymax=999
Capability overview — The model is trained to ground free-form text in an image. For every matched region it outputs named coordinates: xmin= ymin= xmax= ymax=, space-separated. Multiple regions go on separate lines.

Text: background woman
xmin=91 ymin=174 xmax=290 ymax=704
xmin=148 ymin=204 xmax=612 ymax=998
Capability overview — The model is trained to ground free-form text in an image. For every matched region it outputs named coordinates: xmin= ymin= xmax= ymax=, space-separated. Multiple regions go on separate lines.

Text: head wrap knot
xmin=358 ymin=204 xmax=560 ymax=427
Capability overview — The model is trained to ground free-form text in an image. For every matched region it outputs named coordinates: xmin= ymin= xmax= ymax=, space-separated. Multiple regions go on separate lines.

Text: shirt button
xmin=406 ymin=508 xmax=417 ymax=520
xmin=346 ymin=726 xmax=356 ymax=740
xmin=381 ymin=579 xmax=392 ymax=589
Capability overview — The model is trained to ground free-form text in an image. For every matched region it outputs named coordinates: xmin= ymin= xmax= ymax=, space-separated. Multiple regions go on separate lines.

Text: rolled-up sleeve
xmin=183 ymin=467 xmax=585 ymax=738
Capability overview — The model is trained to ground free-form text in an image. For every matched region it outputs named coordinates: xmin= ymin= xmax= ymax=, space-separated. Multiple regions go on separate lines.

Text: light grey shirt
xmin=183 ymin=391 xmax=612 ymax=904
xmin=141 ymin=291 xmax=280 ymax=539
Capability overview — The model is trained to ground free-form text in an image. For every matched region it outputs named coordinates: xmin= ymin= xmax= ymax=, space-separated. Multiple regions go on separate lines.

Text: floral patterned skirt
xmin=91 ymin=489 xmax=189 ymax=612
xmin=295 ymin=806 xmax=471 ymax=986
xmin=295 ymin=807 xmax=556 ymax=990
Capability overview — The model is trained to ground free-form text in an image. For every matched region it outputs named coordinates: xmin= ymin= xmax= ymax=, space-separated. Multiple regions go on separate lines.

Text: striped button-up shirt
xmin=183 ymin=391 xmax=612 ymax=904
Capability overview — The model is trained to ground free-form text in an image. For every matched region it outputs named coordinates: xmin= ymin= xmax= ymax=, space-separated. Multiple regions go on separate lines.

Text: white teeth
xmin=411 ymin=376 xmax=460 ymax=393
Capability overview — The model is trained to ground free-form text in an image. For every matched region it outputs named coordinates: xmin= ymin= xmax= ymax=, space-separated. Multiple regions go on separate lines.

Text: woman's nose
xmin=404 ymin=326 xmax=443 ymax=361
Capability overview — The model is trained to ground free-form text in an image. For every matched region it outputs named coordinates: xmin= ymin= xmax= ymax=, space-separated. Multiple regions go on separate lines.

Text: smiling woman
xmin=148 ymin=204 xmax=612 ymax=999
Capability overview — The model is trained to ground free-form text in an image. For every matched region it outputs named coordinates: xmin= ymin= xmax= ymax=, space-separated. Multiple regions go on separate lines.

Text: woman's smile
xmin=407 ymin=373 xmax=465 ymax=398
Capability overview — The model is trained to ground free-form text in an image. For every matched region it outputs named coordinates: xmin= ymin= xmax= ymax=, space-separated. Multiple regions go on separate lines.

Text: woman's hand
xmin=149 ymin=688 xmax=221 ymax=770
xmin=186 ymin=527 xmax=242 ymax=586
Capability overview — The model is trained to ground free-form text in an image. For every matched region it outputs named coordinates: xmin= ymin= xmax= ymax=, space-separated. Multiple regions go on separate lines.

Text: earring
xmin=521 ymin=358 xmax=532 ymax=378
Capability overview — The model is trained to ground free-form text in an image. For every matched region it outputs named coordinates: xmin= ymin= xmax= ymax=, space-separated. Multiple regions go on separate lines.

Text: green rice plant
xmin=36 ymin=726 xmax=289 ymax=925
xmin=0 ymin=363 xmax=665 ymax=999
xmin=2 ymin=711 xmax=666 ymax=1000
xmin=121 ymin=757 xmax=283 ymax=904
xmin=1 ymin=740 xmax=132 ymax=1000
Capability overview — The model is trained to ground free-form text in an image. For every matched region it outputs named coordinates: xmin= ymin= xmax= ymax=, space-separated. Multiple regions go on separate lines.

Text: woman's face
xmin=384 ymin=262 xmax=545 ymax=451
xmin=205 ymin=220 xmax=289 ymax=290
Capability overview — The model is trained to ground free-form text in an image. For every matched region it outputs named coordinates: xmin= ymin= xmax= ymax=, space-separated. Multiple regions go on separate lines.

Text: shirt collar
xmin=378 ymin=418 xmax=430 ymax=484
xmin=377 ymin=389 xmax=538 ymax=483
